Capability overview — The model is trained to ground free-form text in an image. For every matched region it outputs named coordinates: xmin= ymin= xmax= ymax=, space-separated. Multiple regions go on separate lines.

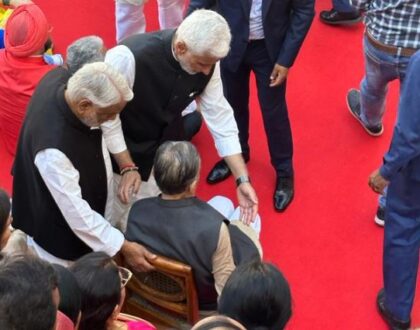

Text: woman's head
xmin=0 ymin=189 xmax=12 ymax=250
xmin=52 ymin=264 xmax=82 ymax=328
xmin=70 ymin=252 xmax=124 ymax=330
xmin=218 ymin=260 xmax=292 ymax=330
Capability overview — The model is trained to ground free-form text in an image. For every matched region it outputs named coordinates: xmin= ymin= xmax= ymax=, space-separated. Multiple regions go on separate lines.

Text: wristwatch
xmin=235 ymin=175 xmax=251 ymax=187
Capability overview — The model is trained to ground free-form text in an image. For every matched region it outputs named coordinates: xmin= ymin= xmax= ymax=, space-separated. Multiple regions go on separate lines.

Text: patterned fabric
xmin=0 ymin=8 xmax=13 ymax=28
xmin=350 ymin=0 xmax=420 ymax=48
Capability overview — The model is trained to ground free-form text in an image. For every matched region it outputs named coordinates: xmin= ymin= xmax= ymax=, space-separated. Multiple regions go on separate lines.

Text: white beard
xmin=178 ymin=57 xmax=198 ymax=75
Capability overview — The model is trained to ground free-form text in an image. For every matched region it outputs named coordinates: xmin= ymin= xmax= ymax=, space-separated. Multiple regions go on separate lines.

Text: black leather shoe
xmin=377 ymin=289 xmax=411 ymax=330
xmin=320 ymin=9 xmax=362 ymax=25
xmin=274 ymin=177 xmax=294 ymax=212
xmin=207 ymin=160 xmax=231 ymax=184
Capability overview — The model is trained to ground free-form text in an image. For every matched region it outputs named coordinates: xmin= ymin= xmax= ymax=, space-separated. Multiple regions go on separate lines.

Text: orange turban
xmin=5 ymin=4 xmax=50 ymax=57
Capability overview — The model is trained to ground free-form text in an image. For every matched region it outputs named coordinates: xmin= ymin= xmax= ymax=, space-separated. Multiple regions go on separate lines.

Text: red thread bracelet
xmin=120 ymin=163 xmax=136 ymax=171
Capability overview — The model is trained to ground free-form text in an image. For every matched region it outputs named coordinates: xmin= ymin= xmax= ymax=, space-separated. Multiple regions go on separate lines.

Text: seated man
xmin=126 ymin=141 xmax=262 ymax=310
xmin=0 ymin=3 xmax=56 ymax=155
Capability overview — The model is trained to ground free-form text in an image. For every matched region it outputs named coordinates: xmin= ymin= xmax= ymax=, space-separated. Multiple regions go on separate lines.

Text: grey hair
xmin=66 ymin=62 xmax=134 ymax=108
xmin=153 ymin=141 xmax=201 ymax=195
xmin=175 ymin=9 xmax=231 ymax=58
xmin=66 ymin=36 xmax=105 ymax=74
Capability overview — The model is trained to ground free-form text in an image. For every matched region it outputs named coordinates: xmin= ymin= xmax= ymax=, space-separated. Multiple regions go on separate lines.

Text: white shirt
xmin=31 ymin=121 xmax=126 ymax=266
xmin=105 ymin=46 xmax=242 ymax=157
xmin=249 ymin=0 xmax=264 ymax=40
xmin=197 ymin=61 xmax=241 ymax=156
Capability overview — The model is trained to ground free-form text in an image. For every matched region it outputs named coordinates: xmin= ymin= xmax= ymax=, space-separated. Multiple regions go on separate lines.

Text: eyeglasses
xmin=118 ymin=267 xmax=133 ymax=288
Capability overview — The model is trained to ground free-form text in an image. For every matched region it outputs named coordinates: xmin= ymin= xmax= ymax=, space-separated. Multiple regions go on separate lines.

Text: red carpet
xmin=0 ymin=0 xmax=419 ymax=328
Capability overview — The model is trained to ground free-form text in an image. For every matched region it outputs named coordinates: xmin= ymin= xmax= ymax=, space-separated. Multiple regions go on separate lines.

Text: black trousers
xmin=221 ymin=40 xmax=293 ymax=177
xmin=183 ymin=110 xmax=202 ymax=141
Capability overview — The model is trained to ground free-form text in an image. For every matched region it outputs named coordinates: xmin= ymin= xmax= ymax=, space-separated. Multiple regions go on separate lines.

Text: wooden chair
xmin=121 ymin=255 xmax=200 ymax=329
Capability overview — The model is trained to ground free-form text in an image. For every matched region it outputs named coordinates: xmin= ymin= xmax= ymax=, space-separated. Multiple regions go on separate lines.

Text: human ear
xmin=175 ymin=41 xmax=188 ymax=55
xmin=77 ymin=99 xmax=93 ymax=114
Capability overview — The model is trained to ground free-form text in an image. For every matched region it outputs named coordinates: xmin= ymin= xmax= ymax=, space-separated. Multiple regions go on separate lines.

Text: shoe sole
xmin=346 ymin=89 xmax=384 ymax=137
xmin=374 ymin=216 xmax=385 ymax=227
xmin=320 ymin=16 xmax=363 ymax=25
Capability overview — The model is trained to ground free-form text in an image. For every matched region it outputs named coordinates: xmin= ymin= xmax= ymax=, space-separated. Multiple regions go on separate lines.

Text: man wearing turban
xmin=0 ymin=3 xmax=55 ymax=155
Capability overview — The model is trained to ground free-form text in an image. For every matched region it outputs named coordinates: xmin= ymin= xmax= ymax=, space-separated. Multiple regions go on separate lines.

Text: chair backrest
xmin=122 ymin=255 xmax=200 ymax=329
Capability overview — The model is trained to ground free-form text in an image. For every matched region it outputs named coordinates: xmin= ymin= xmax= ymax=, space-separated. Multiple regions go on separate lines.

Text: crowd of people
xmin=0 ymin=0 xmax=419 ymax=329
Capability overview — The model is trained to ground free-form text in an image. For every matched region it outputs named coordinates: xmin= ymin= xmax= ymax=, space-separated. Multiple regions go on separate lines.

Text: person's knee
xmin=208 ymin=195 xmax=235 ymax=217
xmin=183 ymin=110 xmax=202 ymax=140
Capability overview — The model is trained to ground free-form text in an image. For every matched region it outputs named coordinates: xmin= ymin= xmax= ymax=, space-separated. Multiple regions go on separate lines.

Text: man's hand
xmin=9 ymin=0 xmax=33 ymax=6
xmin=368 ymin=169 xmax=389 ymax=194
xmin=236 ymin=182 xmax=258 ymax=225
xmin=121 ymin=240 xmax=156 ymax=272
xmin=111 ymin=149 xmax=140 ymax=204
xmin=224 ymin=154 xmax=259 ymax=224
xmin=118 ymin=171 xmax=141 ymax=204
xmin=270 ymin=64 xmax=289 ymax=87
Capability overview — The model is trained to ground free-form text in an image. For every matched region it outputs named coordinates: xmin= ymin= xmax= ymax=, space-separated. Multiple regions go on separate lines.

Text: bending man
xmin=12 ymin=62 xmax=154 ymax=271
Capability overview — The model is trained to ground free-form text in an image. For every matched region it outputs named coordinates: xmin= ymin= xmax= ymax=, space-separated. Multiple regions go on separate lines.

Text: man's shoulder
xmin=131 ymin=196 xmax=159 ymax=208
xmin=120 ymin=30 xmax=174 ymax=55
xmin=37 ymin=66 xmax=70 ymax=88
xmin=130 ymin=197 xmax=225 ymax=220
xmin=193 ymin=198 xmax=228 ymax=220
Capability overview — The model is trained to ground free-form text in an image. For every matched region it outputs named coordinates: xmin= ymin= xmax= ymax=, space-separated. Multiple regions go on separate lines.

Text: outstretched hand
xmin=236 ymin=182 xmax=258 ymax=225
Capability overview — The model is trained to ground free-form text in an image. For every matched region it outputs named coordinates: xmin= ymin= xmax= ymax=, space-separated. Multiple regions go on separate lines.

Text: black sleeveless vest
xmin=125 ymin=197 xmax=260 ymax=310
xmin=12 ymin=68 xmax=108 ymax=260
xmin=120 ymin=30 xmax=214 ymax=180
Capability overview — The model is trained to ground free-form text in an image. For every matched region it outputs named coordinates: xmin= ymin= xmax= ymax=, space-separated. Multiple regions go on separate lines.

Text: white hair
xmin=105 ymin=45 xmax=135 ymax=89
xmin=176 ymin=9 xmax=231 ymax=58
xmin=66 ymin=36 xmax=105 ymax=74
xmin=67 ymin=62 xmax=134 ymax=108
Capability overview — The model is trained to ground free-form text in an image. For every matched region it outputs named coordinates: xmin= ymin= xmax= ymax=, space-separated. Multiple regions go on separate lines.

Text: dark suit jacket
xmin=188 ymin=0 xmax=315 ymax=71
